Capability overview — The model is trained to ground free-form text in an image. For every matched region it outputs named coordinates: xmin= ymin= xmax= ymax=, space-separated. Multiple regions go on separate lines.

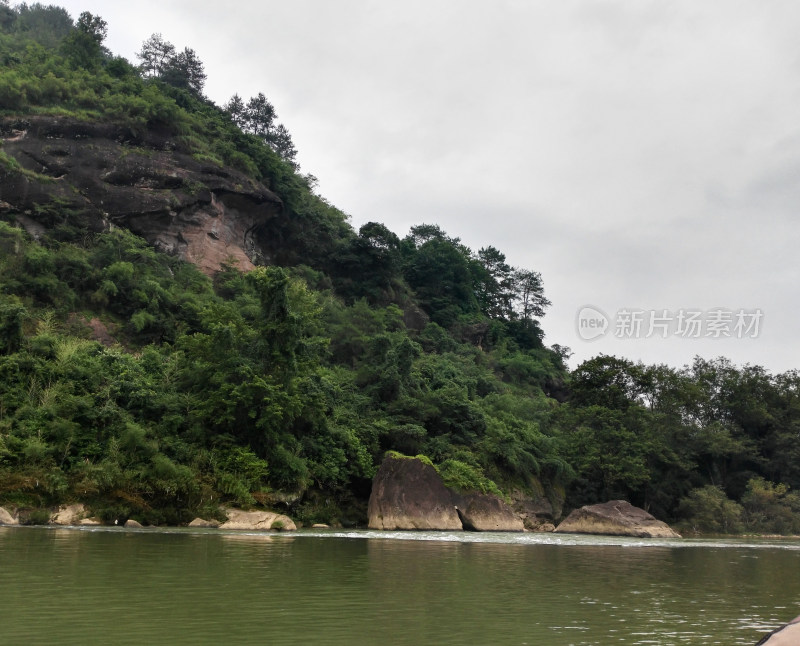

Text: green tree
xmin=513 ymin=268 xmax=550 ymax=320
xmin=741 ymin=476 xmax=800 ymax=534
xmin=228 ymin=92 xmax=298 ymax=167
xmin=678 ymin=485 xmax=743 ymax=534
xmin=137 ymin=33 xmax=175 ymax=78
xmin=0 ymin=297 xmax=26 ymax=355
xmin=224 ymin=93 xmax=247 ymax=129
xmin=0 ymin=0 xmax=16 ymax=31
xmin=403 ymin=229 xmax=479 ymax=327
xmin=331 ymin=222 xmax=403 ymax=304
xmin=160 ymin=47 xmax=206 ymax=96
xmin=75 ymin=10 xmax=107 ymax=43
xmin=13 ymin=3 xmax=72 ymax=46
xmin=562 ymin=405 xmax=652 ymax=503
xmin=474 ymin=246 xmax=514 ymax=319
xmin=570 ymin=355 xmax=645 ymax=411
xmin=61 ymin=11 xmax=107 ymax=69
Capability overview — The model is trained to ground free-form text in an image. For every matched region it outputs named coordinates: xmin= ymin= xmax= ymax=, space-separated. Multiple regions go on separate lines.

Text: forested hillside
xmin=1 ymin=3 xmax=798 ymax=533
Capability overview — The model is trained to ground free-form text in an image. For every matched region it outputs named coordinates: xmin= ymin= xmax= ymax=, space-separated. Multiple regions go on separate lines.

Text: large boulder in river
xmin=368 ymin=456 xmax=462 ymax=530
xmin=554 ymin=500 xmax=681 ymax=538
xmin=455 ymin=493 xmax=525 ymax=532
xmin=50 ymin=503 xmax=87 ymax=525
xmin=0 ymin=506 xmax=18 ymax=525
xmin=219 ymin=509 xmax=297 ymax=531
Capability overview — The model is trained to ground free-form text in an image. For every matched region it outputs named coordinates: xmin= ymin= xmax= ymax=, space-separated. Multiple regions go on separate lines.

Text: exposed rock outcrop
xmin=554 ymin=500 xmax=681 ymax=538
xmin=0 ymin=116 xmax=283 ymax=274
xmin=50 ymin=503 xmax=87 ymax=525
xmin=455 ymin=493 xmax=525 ymax=532
xmin=124 ymin=519 xmax=143 ymax=528
xmin=756 ymin=615 xmax=800 ymax=645
xmin=368 ymin=456 xmax=462 ymax=530
xmin=0 ymin=506 xmax=18 ymax=525
xmin=367 ymin=455 xmax=528 ymax=532
xmin=219 ymin=509 xmax=297 ymax=531
xmin=188 ymin=517 xmax=220 ymax=528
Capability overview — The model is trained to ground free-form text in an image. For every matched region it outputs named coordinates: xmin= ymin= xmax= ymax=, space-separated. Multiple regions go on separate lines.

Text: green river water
xmin=1 ymin=526 xmax=798 ymax=645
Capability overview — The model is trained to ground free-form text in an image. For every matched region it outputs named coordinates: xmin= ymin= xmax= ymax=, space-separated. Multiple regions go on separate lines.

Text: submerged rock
xmin=0 ymin=506 xmax=18 ymax=525
xmin=756 ymin=615 xmax=800 ymax=645
xmin=455 ymin=493 xmax=524 ymax=532
xmin=367 ymin=456 xmax=462 ymax=530
xmin=219 ymin=509 xmax=297 ymax=531
xmin=554 ymin=500 xmax=681 ymax=538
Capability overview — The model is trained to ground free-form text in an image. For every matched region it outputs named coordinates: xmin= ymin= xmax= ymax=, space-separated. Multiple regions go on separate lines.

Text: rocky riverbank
xmin=0 ymin=458 xmax=686 ymax=537
xmin=0 ymin=504 xmax=297 ymax=532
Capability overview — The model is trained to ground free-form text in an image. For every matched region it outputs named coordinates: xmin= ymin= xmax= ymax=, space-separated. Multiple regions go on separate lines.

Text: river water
xmin=1 ymin=526 xmax=798 ymax=645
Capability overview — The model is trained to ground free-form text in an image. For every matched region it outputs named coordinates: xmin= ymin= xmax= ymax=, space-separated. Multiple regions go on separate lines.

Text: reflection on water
xmin=1 ymin=526 xmax=798 ymax=645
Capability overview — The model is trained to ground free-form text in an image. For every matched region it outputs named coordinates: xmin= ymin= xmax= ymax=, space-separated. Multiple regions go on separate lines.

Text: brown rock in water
xmin=219 ymin=509 xmax=297 ymax=531
xmin=554 ymin=500 xmax=681 ymax=538
xmin=455 ymin=493 xmax=524 ymax=532
xmin=50 ymin=503 xmax=87 ymax=525
xmin=367 ymin=456 xmax=462 ymax=530
xmin=124 ymin=519 xmax=144 ymax=528
xmin=0 ymin=506 xmax=18 ymax=525
xmin=188 ymin=517 xmax=220 ymax=528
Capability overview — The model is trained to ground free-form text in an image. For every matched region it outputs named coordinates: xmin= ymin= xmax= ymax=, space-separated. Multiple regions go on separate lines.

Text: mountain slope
xmin=0 ymin=4 xmax=570 ymax=526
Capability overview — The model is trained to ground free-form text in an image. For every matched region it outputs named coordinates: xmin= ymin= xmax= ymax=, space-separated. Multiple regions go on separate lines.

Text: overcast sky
xmin=53 ymin=0 xmax=800 ymax=374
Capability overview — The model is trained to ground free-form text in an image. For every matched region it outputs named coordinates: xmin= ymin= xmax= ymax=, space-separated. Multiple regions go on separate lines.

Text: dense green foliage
xmin=0 ymin=219 xmax=567 ymax=525
xmin=1 ymin=3 xmax=798 ymax=533
xmin=562 ymin=355 xmax=800 ymax=534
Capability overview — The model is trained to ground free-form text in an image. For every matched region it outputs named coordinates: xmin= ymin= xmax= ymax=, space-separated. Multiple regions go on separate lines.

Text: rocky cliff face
xmin=0 ymin=116 xmax=283 ymax=274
